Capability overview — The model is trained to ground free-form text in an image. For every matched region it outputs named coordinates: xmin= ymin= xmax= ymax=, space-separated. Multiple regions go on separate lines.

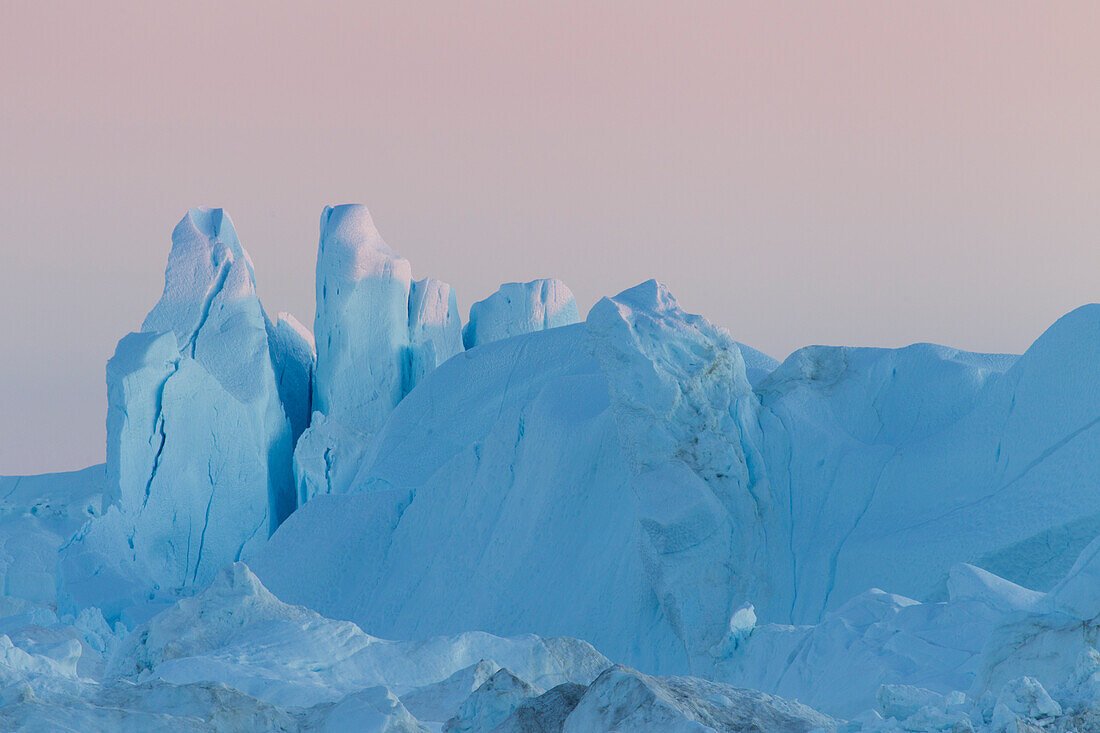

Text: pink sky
xmin=1 ymin=1 xmax=1098 ymax=473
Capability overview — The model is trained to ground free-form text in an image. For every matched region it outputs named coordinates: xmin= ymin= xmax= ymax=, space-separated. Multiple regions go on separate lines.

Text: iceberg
xmin=256 ymin=281 xmax=1100 ymax=685
xmin=6 ymin=204 xmax=1100 ymax=730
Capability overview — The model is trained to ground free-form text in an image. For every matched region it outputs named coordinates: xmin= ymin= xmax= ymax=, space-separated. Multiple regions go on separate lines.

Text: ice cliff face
xmin=57 ymin=209 xmax=297 ymax=620
xmin=586 ymin=280 xmax=781 ymax=672
xmin=267 ymin=312 xmax=316 ymax=443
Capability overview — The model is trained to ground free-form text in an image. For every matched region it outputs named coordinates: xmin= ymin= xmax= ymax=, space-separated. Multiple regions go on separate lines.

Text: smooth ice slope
xmin=462 ymin=278 xmax=579 ymax=349
xmin=754 ymin=342 xmax=1020 ymax=623
xmin=809 ymin=304 xmax=1100 ymax=607
xmin=295 ymin=205 xmax=464 ymax=502
xmin=57 ymin=209 xmax=295 ymax=620
xmin=254 ymin=323 xmax=673 ymax=669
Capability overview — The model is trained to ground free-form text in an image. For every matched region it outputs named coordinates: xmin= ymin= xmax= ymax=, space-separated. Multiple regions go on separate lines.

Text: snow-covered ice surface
xmin=4 ymin=203 xmax=1100 ymax=730
xmin=0 ymin=562 xmax=613 ymax=730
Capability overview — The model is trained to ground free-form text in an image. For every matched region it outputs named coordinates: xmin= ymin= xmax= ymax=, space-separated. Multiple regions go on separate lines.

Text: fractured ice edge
xmin=2 ymin=205 xmax=1100 ymax=731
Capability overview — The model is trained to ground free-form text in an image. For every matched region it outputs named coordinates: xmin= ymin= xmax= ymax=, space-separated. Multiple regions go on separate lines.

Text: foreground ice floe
xmin=0 ymin=563 xmax=852 ymax=731
xmin=8 ymin=472 xmax=1100 ymax=730
xmin=715 ymin=564 xmax=1042 ymax=717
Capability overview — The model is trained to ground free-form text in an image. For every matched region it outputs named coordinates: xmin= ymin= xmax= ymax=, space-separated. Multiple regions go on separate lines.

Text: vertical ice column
xmin=406 ymin=277 xmax=463 ymax=392
xmin=297 ymin=205 xmax=465 ymax=502
xmin=462 ymin=279 xmax=579 ymax=349
xmin=311 ymin=204 xmax=413 ymax=432
xmin=60 ymin=208 xmax=296 ymax=618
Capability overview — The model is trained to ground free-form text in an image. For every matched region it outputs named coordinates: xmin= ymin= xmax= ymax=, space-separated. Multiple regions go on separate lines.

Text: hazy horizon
xmin=2 ymin=1 xmax=1098 ymax=474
